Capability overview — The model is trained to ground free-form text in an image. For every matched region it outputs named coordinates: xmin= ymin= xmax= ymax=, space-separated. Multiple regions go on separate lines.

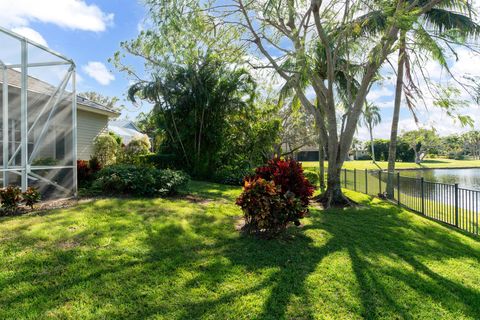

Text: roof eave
xmin=78 ymin=104 xmax=120 ymax=118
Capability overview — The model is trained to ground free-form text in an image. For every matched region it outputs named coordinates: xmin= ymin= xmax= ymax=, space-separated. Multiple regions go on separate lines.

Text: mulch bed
xmin=0 ymin=197 xmax=95 ymax=218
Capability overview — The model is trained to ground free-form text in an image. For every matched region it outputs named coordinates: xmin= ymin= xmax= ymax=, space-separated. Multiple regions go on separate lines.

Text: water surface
xmin=399 ymin=168 xmax=480 ymax=191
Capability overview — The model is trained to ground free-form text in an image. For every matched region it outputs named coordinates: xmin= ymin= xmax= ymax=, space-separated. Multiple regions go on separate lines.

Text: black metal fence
xmin=340 ymin=169 xmax=479 ymax=236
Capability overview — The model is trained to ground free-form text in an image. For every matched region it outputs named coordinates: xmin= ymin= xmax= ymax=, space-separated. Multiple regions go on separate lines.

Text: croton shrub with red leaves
xmin=236 ymin=158 xmax=315 ymax=235
xmin=77 ymin=160 xmax=91 ymax=183
xmin=77 ymin=157 xmax=103 ymax=186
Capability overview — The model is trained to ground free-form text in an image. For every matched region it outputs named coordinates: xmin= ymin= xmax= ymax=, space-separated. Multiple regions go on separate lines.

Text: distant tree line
xmin=361 ymin=129 xmax=480 ymax=163
xmin=364 ymin=139 xmax=415 ymax=163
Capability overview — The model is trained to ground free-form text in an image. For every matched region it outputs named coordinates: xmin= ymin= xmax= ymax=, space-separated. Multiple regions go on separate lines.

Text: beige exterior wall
xmin=77 ymin=109 xmax=109 ymax=160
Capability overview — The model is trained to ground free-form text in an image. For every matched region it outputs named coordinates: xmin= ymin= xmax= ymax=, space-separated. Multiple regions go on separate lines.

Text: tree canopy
xmin=113 ymin=0 xmax=480 ymax=206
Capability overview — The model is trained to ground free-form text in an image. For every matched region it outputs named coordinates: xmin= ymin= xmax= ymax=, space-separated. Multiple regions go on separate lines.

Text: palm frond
xmin=423 ymin=8 xmax=480 ymax=39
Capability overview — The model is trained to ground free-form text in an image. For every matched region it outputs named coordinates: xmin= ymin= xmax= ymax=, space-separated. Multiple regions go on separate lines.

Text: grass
xmin=1 ymin=181 xmax=480 ymax=319
xmin=302 ymin=158 xmax=480 ymax=171
xmin=339 ymin=170 xmax=479 ymax=235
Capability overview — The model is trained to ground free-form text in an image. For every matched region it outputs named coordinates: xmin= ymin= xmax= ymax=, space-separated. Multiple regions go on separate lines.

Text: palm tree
xmin=355 ymin=0 xmax=480 ymax=197
xmin=387 ymin=3 xmax=480 ymax=197
xmin=362 ymin=102 xmax=382 ymax=163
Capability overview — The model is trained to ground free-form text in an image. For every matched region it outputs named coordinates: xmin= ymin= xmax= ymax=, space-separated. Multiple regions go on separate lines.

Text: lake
xmin=398 ymin=168 xmax=480 ymax=191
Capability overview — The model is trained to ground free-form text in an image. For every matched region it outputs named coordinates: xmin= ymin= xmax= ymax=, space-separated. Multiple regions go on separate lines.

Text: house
xmin=108 ymin=120 xmax=145 ymax=145
xmin=1 ymin=69 xmax=119 ymax=162
xmin=76 ymin=96 xmax=120 ymax=159
xmin=294 ymin=145 xmax=321 ymax=162
xmin=0 ymin=68 xmax=118 ymax=198
xmin=0 ymin=26 xmax=120 ymax=198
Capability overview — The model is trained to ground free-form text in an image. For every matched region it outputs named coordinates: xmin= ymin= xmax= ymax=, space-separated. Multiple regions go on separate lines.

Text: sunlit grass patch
xmin=0 ymin=181 xmax=479 ymax=319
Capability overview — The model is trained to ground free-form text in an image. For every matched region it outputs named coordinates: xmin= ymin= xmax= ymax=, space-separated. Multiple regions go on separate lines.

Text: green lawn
xmin=1 ymin=181 xmax=480 ymax=319
xmin=302 ymin=159 xmax=480 ymax=171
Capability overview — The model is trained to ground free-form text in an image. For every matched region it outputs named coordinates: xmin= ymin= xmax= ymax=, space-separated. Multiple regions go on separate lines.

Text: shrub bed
xmin=77 ymin=158 xmax=102 ymax=187
xmin=213 ymin=166 xmax=254 ymax=186
xmin=236 ymin=158 xmax=314 ymax=236
xmin=93 ymin=165 xmax=189 ymax=197
xmin=0 ymin=186 xmax=41 ymax=215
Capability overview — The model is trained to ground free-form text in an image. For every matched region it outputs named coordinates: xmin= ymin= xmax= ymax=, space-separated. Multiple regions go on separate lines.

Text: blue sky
xmin=1 ymin=0 xmax=479 ymax=141
xmin=0 ymin=0 xmax=148 ymax=119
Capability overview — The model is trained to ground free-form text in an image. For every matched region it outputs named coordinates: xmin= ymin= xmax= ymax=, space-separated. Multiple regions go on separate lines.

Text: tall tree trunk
xmin=318 ymin=130 xmax=325 ymax=191
xmin=386 ymin=31 xmax=406 ymax=199
xmin=415 ymin=150 xmax=421 ymax=164
xmin=325 ymin=161 xmax=345 ymax=205
xmin=370 ymin=126 xmax=376 ymax=163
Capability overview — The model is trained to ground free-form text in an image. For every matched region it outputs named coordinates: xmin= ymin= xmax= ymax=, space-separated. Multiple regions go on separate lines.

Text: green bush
xmin=94 ymin=134 xmax=120 ymax=166
xmin=123 ymin=135 xmax=151 ymax=164
xmin=213 ymin=166 xmax=254 ymax=185
xmin=93 ymin=165 xmax=189 ymax=197
xmin=31 ymin=157 xmax=58 ymax=166
xmin=235 ymin=158 xmax=314 ymax=236
xmin=139 ymin=153 xmax=179 ymax=169
xmin=156 ymin=169 xmax=191 ymax=196
xmin=0 ymin=186 xmax=22 ymax=214
xmin=109 ymin=131 xmax=123 ymax=145
xmin=0 ymin=186 xmax=42 ymax=215
xmin=356 ymin=154 xmax=371 ymax=161
xmin=22 ymin=187 xmax=41 ymax=210
xmin=303 ymin=170 xmax=319 ymax=186
xmin=365 ymin=139 xmax=415 ymax=162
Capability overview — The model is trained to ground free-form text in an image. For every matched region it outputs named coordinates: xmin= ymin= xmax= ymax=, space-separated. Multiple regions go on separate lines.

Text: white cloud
xmin=451 ymin=48 xmax=480 ymax=77
xmin=0 ymin=0 xmax=113 ymax=32
xmin=82 ymin=62 xmax=115 ymax=86
xmin=367 ymin=85 xmax=393 ymax=102
xmin=11 ymin=27 xmax=48 ymax=46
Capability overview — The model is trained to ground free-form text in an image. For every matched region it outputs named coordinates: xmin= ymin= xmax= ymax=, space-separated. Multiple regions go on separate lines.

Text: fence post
xmin=365 ymin=169 xmax=368 ymax=194
xmin=421 ymin=177 xmax=425 ymax=215
xmin=378 ymin=170 xmax=382 ymax=194
xmin=344 ymin=168 xmax=347 ymax=188
xmin=397 ymin=172 xmax=400 ymax=205
xmin=354 ymin=168 xmax=357 ymax=191
xmin=455 ymin=183 xmax=459 ymax=227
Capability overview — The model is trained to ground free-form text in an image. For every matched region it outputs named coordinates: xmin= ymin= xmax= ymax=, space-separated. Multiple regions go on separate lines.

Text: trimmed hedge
xmin=139 ymin=153 xmax=178 ymax=169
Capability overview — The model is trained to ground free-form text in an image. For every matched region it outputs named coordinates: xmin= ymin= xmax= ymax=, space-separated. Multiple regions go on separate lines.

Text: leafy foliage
xmin=22 ymin=187 xmax=41 ymax=210
xmin=79 ymin=92 xmax=124 ymax=112
xmin=109 ymin=131 xmax=123 ymax=146
xmin=139 ymin=153 xmax=178 ymax=169
xmin=216 ymin=99 xmax=281 ymax=182
xmin=401 ymin=129 xmax=440 ymax=164
xmin=460 ymin=131 xmax=480 ymax=159
xmin=255 ymin=158 xmax=315 ymax=207
xmin=362 ymin=102 xmax=382 ymax=161
xmin=0 ymin=186 xmax=22 ymax=214
xmin=128 ymin=55 xmax=275 ymax=179
xmin=94 ymin=134 xmax=121 ymax=166
xmin=303 ymin=170 xmax=320 ymax=187
xmin=31 ymin=157 xmax=58 ymax=166
xmin=124 ymin=135 xmax=152 ymax=164
xmin=236 ymin=158 xmax=314 ymax=236
xmin=135 ymin=111 xmax=164 ymax=152
xmin=93 ymin=165 xmax=189 ymax=197
xmin=77 ymin=158 xmax=103 ymax=187
xmin=212 ymin=166 xmax=254 ymax=186
xmin=365 ymin=139 xmax=415 ymax=162
xmin=77 ymin=160 xmax=91 ymax=185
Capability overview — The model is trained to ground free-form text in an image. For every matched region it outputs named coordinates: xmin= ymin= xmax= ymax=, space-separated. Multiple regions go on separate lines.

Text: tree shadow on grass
xmin=138 ymin=195 xmax=480 ymax=319
xmin=304 ymin=203 xmax=480 ymax=319
xmin=1 ymin=190 xmax=480 ymax=319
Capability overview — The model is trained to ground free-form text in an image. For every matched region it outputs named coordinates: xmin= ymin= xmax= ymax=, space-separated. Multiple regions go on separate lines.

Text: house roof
xmin=1 ymin=68 xmax=119 ymax=117
xmin=77 ymin=95 xmax=120 ymax=116
xmin=109 ymin=120 xmax=141 ymax=131
xmin=108 ymin=121 xmax=145 ymax=145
